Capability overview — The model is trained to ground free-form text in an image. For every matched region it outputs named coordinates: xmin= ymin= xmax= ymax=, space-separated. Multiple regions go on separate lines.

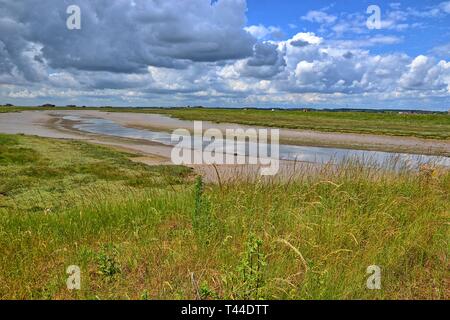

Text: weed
xmin=199 ymin=281 xmax=219 ymax=300
xmin=237 ymin=234 xmax=266 ymax=299
xmin=140 ymin=290 xmax=150 ymax=300
xmin=97 ymin=244 xmax=121 ymax=279
xmin=192 ymin=176 xmax=214 ymax=242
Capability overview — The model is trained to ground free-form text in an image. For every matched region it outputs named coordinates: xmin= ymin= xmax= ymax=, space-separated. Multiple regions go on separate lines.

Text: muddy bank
xmin=0 ymin=110 xmax=449 ymax=182
xmin=45 ymin=110 xmax=450 ymax=156
xmin=0 ymin=110 xmax=174 ymax=163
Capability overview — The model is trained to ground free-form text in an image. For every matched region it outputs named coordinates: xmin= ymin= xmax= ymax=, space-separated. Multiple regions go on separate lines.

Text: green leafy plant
xmin=97 ymin=244 xmax=121 ymax=279
xmin=140 ymin=290 xmax=150 ymax=300
xmin=199 ymin=281 xmax=219 ymax=300
xmin=237 ymin=234 xmax=266 ymax=299
xmin=192 ymin=176 xmax=214 ymax=242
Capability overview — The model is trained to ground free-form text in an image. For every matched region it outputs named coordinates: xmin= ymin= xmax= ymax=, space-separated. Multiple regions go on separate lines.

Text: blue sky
xmin=1 ymin=0 xmax=449 ymax=110
xmin=247 ymin=0 xmax=450 ymax=57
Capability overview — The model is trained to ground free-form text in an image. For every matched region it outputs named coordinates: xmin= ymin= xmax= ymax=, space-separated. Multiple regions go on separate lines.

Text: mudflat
xmin=0 ymin=110 xmax=449 ymax=157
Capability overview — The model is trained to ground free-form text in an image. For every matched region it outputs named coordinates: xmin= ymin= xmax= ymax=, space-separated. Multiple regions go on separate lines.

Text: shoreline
xmin=1 ymin=109 xmax=449 ymax=158
xmin=44 ymin=110 xmax=450 ymax=157
xmin=0 ymin=109 xmax=449 ymax=182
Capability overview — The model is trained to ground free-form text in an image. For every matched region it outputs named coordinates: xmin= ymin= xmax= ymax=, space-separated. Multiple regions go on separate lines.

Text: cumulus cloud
xmin=244 ymin=25 xmax=283 ymax=40
xmin=289 ymin=33 xmax=322 ymax=47
xmin=399 ymin=55 xmax=450 ymax=90
xmin=1 ymin=0 xmax=255 ymax=75
xmin=271 ymin=32 xmax=449 ymax=99
xmin=0 ymin=0 xmax=449 ymax=109
xmin=231 ymin=42 xmax=287 ymax=79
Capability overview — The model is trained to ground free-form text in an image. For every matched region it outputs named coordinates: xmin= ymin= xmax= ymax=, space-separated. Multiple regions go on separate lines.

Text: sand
xmin=0 ymin=110 xmax=174 ymax=161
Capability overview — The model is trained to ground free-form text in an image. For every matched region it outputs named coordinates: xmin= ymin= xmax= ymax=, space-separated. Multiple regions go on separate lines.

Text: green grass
xmin=2 ymin=106 xmax=450 ymax=139
xmin=0 ymin=134 xmax=449 ymax=299
xmin=139 ymin=108 xmax=450 ymax=140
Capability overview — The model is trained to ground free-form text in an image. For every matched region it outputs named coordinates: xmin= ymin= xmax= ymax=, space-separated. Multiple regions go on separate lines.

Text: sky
xmin=0 ymin=0 xmax=449 ymax=110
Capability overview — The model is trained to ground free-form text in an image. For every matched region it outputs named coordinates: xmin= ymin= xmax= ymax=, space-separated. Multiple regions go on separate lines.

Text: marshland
xmin=0 ymin=107 xmax=448 ymax=299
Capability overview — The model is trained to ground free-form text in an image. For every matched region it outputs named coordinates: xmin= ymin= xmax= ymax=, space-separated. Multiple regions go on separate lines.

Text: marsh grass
xmin=123 ymin=107 xmax=450 ymax=140
xmin=0 ymin=133 xmax=448 ymax=300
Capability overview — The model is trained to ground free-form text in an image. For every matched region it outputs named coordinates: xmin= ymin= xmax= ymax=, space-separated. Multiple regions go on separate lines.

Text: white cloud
xmin=289 ymin=32 xmax=323 ymax=47
xmin=399 ymin=55 xmax=450 ymax=90
xmin=301 ymin=10 xmax=337 ymax=24
xmin=244 ymin=25 xmax=283 ymax=39
xmin=2 ymin=0 xmax=255 ymax=76
xmin=0 ymin=0 xmax=449 ymax=109
xmin=440 ymin=1 xmax=450 ymax=14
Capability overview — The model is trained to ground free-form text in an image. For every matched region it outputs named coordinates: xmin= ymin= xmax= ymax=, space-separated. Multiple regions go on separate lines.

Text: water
xmin=63 ymin=115 xmax=450 ymax=169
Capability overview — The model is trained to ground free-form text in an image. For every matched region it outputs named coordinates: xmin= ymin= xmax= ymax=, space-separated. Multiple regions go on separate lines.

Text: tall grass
xmin=0 ymin=133 xmax=448 ymax=299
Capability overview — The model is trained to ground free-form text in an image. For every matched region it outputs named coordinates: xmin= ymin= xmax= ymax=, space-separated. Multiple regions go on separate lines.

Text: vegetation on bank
xmin=140 ymin=107 xmax=450 ymax=140
xmin=1 ymin=105 xmax=450 ymax=140
xmin=0 ymin=133 xmax=448 ymax=299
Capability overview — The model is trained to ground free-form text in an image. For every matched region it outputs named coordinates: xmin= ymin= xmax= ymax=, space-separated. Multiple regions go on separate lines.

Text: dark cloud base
xmin=0 ymin=0 xmax=449 ymax=110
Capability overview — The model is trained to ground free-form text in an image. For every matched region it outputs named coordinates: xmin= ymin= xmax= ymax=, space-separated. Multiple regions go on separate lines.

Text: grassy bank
xmin=0 ymin=134 xmax=449 ymax=299
xmin=139 ymin=108 xmax=450 ymax=140
xmin=2 ymin=106 xmax=450 ymax=139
